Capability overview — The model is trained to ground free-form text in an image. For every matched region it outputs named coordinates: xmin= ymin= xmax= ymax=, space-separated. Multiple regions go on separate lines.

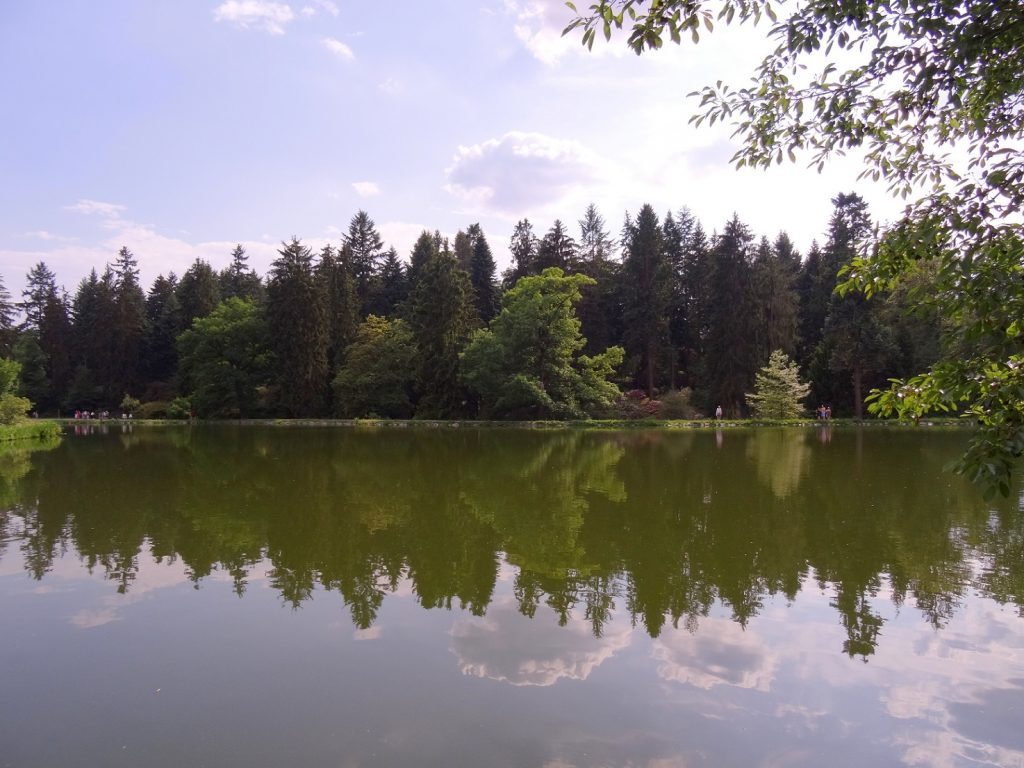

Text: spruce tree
xmin=576 ymin=204 xmax=619 ymax=356
xmin=535 ymin=220 xmax=578 ymax=273
xmin=318 ymin=243 xmax=361 ymax=385
xmin=751 ymin=234 xmax=799 ymax=365
xmin=375 ymin=247 xmax=408 ymax=317
xmin=267 ymin=238 xmax=329 ymax=416
xmin=466 ymin=224 xmax=499 ymax=324
xmin=220 ymin=244 xmax=263 ymax=302
xmin=343 ymin=210 xmax=385 ymax=313
xmin=177 ymin=258 xmax=221 ymax=329
xmin=746 ymin=349 xmax=810 ymax=419
xmin=143 ymin=274 xmax=182 ymax=388
xmin=408 ymin=230 xmax=439 ymax=290
xmin=0 ymin=275 xmax=15 ymax=356
xmin=111 ymin=246 xmax=147 ymax=399
xmin=21 ymin=262 xmax=58 ymax=330
xmin=503 ymin=219 xmax=538 ymax=288
xmin=620 ymin=204 xmax=670 ymax=396
xmin=409 ymin=247 xmax=477 ymax=418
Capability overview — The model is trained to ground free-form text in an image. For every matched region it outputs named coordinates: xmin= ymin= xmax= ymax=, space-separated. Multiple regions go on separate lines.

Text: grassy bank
xmin=0 ymin=420 xmax=63 ymax=442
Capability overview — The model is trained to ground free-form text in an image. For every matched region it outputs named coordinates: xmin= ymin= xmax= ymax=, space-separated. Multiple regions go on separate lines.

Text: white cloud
xmin=23 ymin=230 xmax=76 ymax=243
xmin=322 ymin=37 xmax=355 ymax=60
xmin=311 ymin=0 xmax=339 ymax=16
xmin=351 ymin=181 xmax=379 ymax=198
xmin=213 ymin=1 xmax=295 ymax=35
xmin=64 ymin=199 xmax=127 ymax=218
xmin=378 ymin=77 xmax=402 ymax=96
xmin=450 ymin=598 xmax=632 ymax=687
xmin=652 ymin=617 xmax=778 ymax=692
xmin=444 ymin=131 xmax=605 ymax=218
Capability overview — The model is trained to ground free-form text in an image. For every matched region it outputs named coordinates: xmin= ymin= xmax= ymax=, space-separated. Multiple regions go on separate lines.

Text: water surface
xmin=1 ymin=425 xmax=1022 ymax=767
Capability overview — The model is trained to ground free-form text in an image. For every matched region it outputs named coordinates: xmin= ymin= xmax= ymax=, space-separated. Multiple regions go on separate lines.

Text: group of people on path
xmin=816 ymin=404 xmax=833 ymax=420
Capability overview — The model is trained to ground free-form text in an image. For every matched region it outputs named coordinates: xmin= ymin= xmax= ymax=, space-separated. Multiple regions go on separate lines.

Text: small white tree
xmin=746 ymin=350 xmax=810 ymax=419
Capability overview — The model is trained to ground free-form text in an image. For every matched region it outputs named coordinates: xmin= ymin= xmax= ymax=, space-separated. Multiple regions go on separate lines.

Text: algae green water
xmin=1 ymin=425 xmax=1022 ymax=767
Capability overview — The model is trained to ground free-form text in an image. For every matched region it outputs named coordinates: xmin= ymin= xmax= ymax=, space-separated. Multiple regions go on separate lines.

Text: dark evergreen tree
xmin=466 ymin=224 xmax=499 ymax=324
xmin=374 ymin=247 xmax=409 ymax=318
xmin=681 ymin=222 xmax=713 ymax=392
xmin=535 ymin=220 xmax=578 ymax=273
xmin=796 ymin=240 xmax=824 ymax=367
xmin=409 ymin=247 xmax=477 ymax=418
xmin=453 ymin=230 xmax=474 ymax=273
xmin=0 ymin=275 xmax=15 ymax=356
xmin=110 ymin=246 xmax=147 ymax=399
xmin=704 ymin=215 xmax=757 ymax=414
xmin=68 ymin=268 xmax=117 ymax=407
xmin=319 ymin=244 xmax=360 ymax=379
xmin=503 ymin=219 xmax=538 ymax=288
xmin=177 ymin=258 xmax=221 ymax=330
xmin=220 ymin=244 xmax=263 ymax=302
xmin=266 ymin=238 xmax=329 ymax=416
xmin=344 ymin=210 xmax=385 ymax=312
xmin=142 ymin=273 xmax=182 ymax=391
xmin=20 ymin=262 xmax=58 ymax=330
xmin=576 ymin=204 xmax=619 ymax=357
xmin=662 ymin=209 xmax=696 ymax=389
xmin=620 ymin=204 xmax=670 ymax=396
xmin=408 ymin=230 xmax=440 ymax=290
xmin=751 ymin=234 xmax=799 ymax=365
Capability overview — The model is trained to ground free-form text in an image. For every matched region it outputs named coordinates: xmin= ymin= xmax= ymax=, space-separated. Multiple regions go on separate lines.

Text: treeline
xmin=0 ymin=193 xmax=944 ymax=419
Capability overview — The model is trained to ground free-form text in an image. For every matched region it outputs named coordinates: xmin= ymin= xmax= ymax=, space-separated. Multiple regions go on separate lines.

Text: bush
xmin=659 ymin=388 xmax=696 ymax=420
xmin=168 ymin=397 xmax=192 ymax=420
xmin=137 ymin=401 xmax=170 ymax=419
xmin=0 ymin=393 xmax=31 ymax=425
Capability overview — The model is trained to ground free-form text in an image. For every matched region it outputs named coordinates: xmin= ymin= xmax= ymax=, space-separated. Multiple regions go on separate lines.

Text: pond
xmin=1 ymin=425 xmax=1022 ymax=767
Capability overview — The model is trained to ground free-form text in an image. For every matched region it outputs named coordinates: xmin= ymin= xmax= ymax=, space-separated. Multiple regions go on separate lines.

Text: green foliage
xmin=168 ymin=396 xmax=192 ymax=420
xmin=746 ymin=350 xmax=811 ymax=419
xmin=119 ymin=394 xmax=141 ymax=415
xmin=0 ymin=394 xmax=31 ymax=425
xmin=460 ymin=268 xmax=623 ymax=419
xmin=332 ymin=316 xmax=416 ymax=418
xmin=136 ymin=400 xmax=170 ymax=419
xmin=0 ymin=357 xmax=21 ymax=395
xmin=0 ymin=420 xmax=61 ymax=441
xmin=659 ymin=388 xmax=696 ymax=419
xmin=178 ymin=298 xmax=272 ymax=418
xmin=567 ymin=0 xmax=1024 ymax=488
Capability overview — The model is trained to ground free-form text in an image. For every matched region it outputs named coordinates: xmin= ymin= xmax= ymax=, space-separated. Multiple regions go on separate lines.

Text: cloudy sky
xmin=0 ymin=0 xmax=905 ymax=296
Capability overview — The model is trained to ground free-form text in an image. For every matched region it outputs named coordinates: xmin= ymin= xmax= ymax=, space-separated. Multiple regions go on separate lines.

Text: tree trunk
xmin=852 ymin=361 xmax=864 ymax=420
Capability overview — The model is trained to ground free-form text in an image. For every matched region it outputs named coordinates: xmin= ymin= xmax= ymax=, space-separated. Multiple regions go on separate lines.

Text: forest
xmin=0 ymin=192 xmax=945 ymax=420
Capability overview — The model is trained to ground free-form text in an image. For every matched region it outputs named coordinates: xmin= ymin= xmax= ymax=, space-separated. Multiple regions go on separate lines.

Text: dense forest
xmin=0 ymin=192 xmax=945 ymax=420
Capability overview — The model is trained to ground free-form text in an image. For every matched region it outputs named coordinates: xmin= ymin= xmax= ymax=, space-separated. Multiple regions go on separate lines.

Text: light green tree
xmin=745 ymin=350 xmax=810 ymax=420
xmin=332 ymin=316 xmax=416 ymax=418
xmin=0 ymin=358 xmax=31 ymax=425
xmin=460 ymin=268 xmax=623 ymax=419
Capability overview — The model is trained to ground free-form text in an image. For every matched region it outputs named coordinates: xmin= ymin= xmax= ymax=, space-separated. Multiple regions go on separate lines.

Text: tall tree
xmin=318 ymin=244 xmax=360 ymax=379
xmin=142 ymin=274 xmax=182 ymax=389
xmin=177 ymin=258 xmax=221 ymax=330
xmin=110 ymin=246 xmax=147 ymax=399
xmin=220 ymin=244 xmax=263 ymax=302
xmin=503 ymin=219 xmax=538 ymax=288
xmin=344 ymin=210 xmax=386 ymax=312
xmin=266 ymin=238 xmax=329 ymax=416
xmin=751 ymin=234 xmax=799 ymax=365
xmin=409 ymin=247 xmax=477 ymax=418
xmin=374 ymin=247 xmax=409 ymax=318
xmin=408 ymin=230 xmax=440 ymax=290
xmin=704 ymin=215 xmax=756 ymax=414
xmin=0 ymin=275 xmax=15 ymax=356
xmin=466 ymin=224 xmax=499 ymax=324
xmin=535 ymin=220 xmax=578 ymax=273
xmin=575 ymin=204 xmax=619 ymax=357
xmin=620 ymin=204 xmax=670 ymax=396
xmin=332 ymin=316 xmax=416 ymax=419
xmin=20 ymin=262 xmax=58 ymax=331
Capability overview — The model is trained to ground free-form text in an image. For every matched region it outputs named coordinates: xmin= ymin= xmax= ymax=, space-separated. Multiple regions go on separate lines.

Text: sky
xmin=0 ymin=0 xmax=907 ymax=298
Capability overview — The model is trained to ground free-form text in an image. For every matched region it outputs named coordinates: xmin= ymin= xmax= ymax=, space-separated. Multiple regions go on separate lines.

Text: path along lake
xmin=1 ymin=424 xmax=1022 ymax=767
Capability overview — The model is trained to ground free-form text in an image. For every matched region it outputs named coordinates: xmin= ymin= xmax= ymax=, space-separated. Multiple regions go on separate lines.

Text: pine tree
xmin=503 ymin=219 xmax=538 ymax=288
xmin=143 ymin=274 xmax=182 ymax=388
xmin=409 ymin=247 xmax=477 ymax=418
xmin=267 ymin=238 xmax=329 ymax=416
xmin=535 ymin=220 xmax=578 ymax=273
xmin=453 ymin=230 xmax=474 ymax=273
xmin=177 ymin=258 xmax=221 ymax=329
xmin=110 ymin=246 xmax=147 ymax=399
xmin=408 ymin=230 xmax=440 ymax=290
xmin=344 ymin=210 xmax=385 ymax=312
xmin=621 ymin=204 xmax=670 ymax=396
xmin=751 ymin=235 xmax=799 ymax=365
xmin=220 ymin=244 xmax=263 ymax=302
xmin=576 ymin=204 xmax=619 ymax=356
xmin=375 ymin=247 xmax=408 ymax=317
xmin=466 ymin=224 xmax=499 ymax=324
xmin=0 ymin=275 xmax=15 ymax=356
xmin=21 ymin=262 xmax=58 ymax=330
xmin=746 ymin=349 xmax=810 ymax=419
xmin=704 ymin=215 xmax=757 ymax=413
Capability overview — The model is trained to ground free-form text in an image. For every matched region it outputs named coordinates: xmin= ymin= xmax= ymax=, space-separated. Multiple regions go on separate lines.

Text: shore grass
xmin=56 ymin=416 xmax=969 ymax=430
xmin=0 ymin=420 xmax=63 ymax=442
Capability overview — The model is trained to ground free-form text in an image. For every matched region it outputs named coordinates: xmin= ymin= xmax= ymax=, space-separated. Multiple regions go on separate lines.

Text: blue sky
xmin=0 ymin=0 xmax=903 ymax=297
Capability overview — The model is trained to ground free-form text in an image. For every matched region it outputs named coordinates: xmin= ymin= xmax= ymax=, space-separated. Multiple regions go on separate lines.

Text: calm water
xmin=1 ymin=425 xmax=1022 ymax=767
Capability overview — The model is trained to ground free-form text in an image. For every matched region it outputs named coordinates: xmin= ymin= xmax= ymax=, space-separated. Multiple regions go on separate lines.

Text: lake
xmin=1 ymin=424 xmax=1022 ymax=767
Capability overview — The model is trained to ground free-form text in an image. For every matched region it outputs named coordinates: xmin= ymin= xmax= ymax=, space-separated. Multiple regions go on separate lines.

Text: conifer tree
xmin=466 ymin=224 xmax=499 ymax=324
xmin=746 ymin=349 xmax=810 ymax=419
xmin=704 ymin=215 xmax=757 ymax=413
xmin=503 ymin=219 xmax=538 ymax=288
xmin=535 ymin=220 xmax=578 ymax=273
xmin=375 ymin=247 xmax=408 ymax=317
xmin=408 ymin=230 xmax=440 ymax=290
xmin=20 ymin=262 xmax=58 ymax=330
xmin=267 ymin=238 xmax=329 ymax=416
xmin=177 ymin=258 xmax=221 ymax=329
xmin=751 ymin=234 xmax=799 ymax=365
xmin=344 ymin=210 xmax=385 ymax=312
xmin=0 ymin=275 xmax=15 ymax=356
xmin=220 ymin=244 xmax=263 ymax=302
xmin=143 ymin=274 xmax=182 ymax=388
xmin=576 ymin=204 xmax=619 ymax=356
xmin=621 ymin=204 xmax=670 ymax=396
xmin=111 ymin=246 xmax=147 ymax=399
xmin=409 ymin=247 xmax=477 ymax=418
